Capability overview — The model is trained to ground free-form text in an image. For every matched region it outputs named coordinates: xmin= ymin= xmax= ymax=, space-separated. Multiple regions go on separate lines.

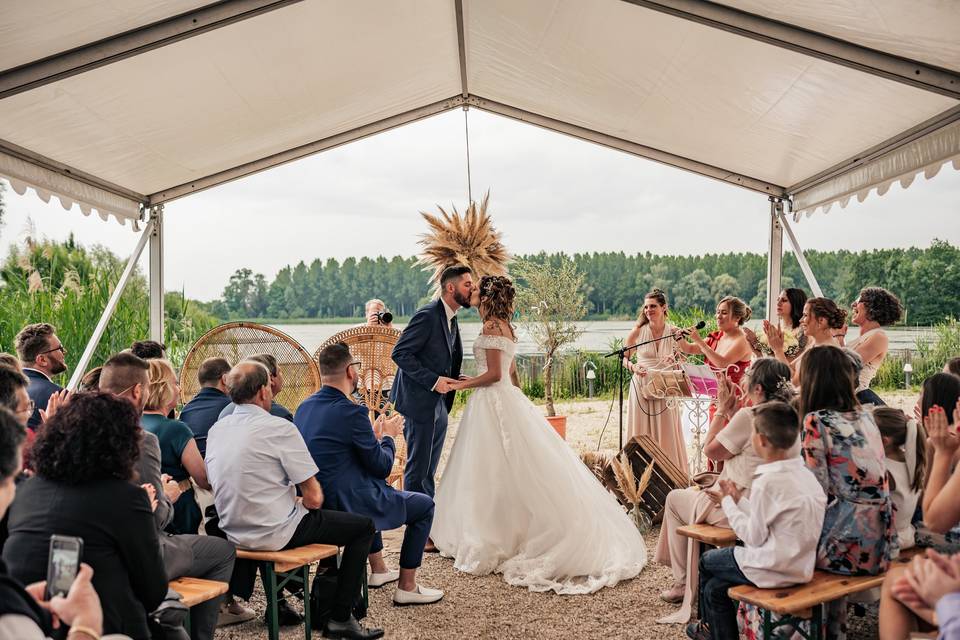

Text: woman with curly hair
xmin=141 ymin=358 xmax=210 ymax=535
xmin=622 ymin=289 xmax=686 ymax=473
xmin=843 ymin=287 xmax=903 ymax=405
xmin=1 ymin=393 xmax=167 ymax=640
xmin=432 ymin=275 xmax=647 ymax=594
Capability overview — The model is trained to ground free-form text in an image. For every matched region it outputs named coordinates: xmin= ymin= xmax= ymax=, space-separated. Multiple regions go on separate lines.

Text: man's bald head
xmin=225 ymin=361 xmax=270 ymax=405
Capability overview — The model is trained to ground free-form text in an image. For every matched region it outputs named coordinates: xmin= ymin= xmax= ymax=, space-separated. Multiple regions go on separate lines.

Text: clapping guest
xmin=14 ymin=323 xmax=67 ymax=429
xmin=749 ymin=288 xmax=808 ymax=362
xmin=845 ymin=287 xmax=903 ymax=406
xmin=296 ymin=343 xmax=442 ymax=606
xmin=3 ymin=394 xmax=167 ymax=639
xmin=780 ymin=297 xmax=846 ymax=386
xmin=206 ymin=362 xmax=382 ymax=639
xmin=915 ymin=373 xmax=960 ymax=550
xmin=141 ymin=359 xmax=210 ymax=535
xmin=130 ymin=340 xmax=167 ymax=360
xmin=218 ymin=354 xmax=293 ymax=422
xmin=179 ymin=357 xmax=232 ymax=458
xmin=890 ymin=549 xmax=960 ymax=638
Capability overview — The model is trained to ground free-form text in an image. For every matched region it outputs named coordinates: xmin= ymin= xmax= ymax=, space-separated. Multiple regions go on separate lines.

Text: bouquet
xmin=757 ymin=326 xmax=803 ymax=358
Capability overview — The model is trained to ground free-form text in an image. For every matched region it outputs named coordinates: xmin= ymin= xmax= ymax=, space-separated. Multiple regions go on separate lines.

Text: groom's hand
xmin=435 ymin=377 xmax=457 ymax=393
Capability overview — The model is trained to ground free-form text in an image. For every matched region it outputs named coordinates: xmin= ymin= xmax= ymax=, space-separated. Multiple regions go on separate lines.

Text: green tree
xmin=673 ymin=269 xmax=713 ymax=310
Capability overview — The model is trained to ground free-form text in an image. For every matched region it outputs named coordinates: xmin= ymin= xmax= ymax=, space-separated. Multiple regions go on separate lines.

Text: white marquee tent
xmin=1 ymin=1 xmax=959 ymax=386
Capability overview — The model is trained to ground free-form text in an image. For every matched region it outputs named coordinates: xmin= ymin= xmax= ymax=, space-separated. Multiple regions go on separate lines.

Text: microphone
xmin=676 ymin=320 xmax=707 ymax=340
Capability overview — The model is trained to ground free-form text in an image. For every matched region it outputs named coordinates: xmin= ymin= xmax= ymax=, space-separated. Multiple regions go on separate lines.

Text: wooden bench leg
xmin=810 ymin=604 xmax=823 ymax=640
xmin=262 ymin=562 xmax=280 ymax=640
xmin=301 ymin=563 xmax=312 ymax=640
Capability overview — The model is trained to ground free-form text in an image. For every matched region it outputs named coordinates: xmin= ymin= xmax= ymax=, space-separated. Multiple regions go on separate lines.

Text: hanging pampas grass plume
xmin=416 ymin=191 xmax=509 ymax=295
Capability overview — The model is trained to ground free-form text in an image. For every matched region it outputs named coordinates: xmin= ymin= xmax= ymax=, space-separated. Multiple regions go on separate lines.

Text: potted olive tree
xmin=513 ymin=257 xmax=586 ymax=439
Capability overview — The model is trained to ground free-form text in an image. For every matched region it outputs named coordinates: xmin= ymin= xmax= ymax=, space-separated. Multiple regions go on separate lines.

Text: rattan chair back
xmin=179 ymin=322 xmax=321 ymax=412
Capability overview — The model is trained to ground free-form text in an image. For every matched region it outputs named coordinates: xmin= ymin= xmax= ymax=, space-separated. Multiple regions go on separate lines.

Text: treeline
xmin=213 ymin=240 xmax=960 ymax=325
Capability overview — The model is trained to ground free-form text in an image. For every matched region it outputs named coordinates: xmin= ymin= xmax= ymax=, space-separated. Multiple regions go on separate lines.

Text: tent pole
xmin=765 ymin=197 xmax=783 ymax=322
xmin=149 ymin=205 xmax=165 ymax=343
xmin=66 ymin=219 xmax=155 ymax=391
xmin=779 ymin=212 xmax=824 ymax=298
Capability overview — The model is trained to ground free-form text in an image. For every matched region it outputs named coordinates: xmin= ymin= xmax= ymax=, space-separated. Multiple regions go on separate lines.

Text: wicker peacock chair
xmin=179 ymin=322 xmax=321 ymax=413
xmin=315 ymin=325 xmax=405 ymax=488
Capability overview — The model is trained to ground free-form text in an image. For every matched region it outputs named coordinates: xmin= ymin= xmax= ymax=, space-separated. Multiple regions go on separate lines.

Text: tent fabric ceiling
xmin=0 ymin=0 xmax=958 ymax=227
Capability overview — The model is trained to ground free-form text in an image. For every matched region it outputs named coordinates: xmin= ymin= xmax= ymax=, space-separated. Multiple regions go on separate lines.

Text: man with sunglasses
xmin=14 ymin=323 xmax=67 ymax=429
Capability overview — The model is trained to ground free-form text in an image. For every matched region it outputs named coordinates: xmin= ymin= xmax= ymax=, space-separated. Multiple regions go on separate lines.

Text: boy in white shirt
xmin=687 ymin=401 xmax=827 ymax=640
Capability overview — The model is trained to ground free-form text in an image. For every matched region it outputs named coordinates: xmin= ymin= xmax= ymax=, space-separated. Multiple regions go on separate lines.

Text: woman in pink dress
xmin=622 ymin=289 xmax=687 ymax=474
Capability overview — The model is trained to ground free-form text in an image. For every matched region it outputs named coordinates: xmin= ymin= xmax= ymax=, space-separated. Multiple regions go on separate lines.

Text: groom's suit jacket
xmin=294 ymin=386 xmax=404 ymax=530
xmin=390 ymin=298 xmax=462 ymax=423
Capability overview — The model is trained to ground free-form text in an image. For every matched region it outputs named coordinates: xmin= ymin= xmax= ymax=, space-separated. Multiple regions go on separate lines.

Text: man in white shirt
xmin=689 ymin=402 xmax=827 ymax=640
xmin=206 ymin=361 xmax=382 ymax=640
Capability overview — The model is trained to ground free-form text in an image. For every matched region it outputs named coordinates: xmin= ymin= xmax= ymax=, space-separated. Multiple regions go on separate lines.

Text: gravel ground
xmin=215 ymin=393 xmax=915 ymax=639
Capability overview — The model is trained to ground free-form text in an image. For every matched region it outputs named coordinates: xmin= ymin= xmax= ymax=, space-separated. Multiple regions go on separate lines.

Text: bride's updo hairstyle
xmin=478 ymin=275 xmax=516 ymax=323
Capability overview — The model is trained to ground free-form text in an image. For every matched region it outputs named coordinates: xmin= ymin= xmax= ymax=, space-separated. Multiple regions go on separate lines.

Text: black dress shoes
xmin=323 ymin=615 xmax=385 ymax=639
xmin=269 ymin=599 xmax=303 ymax=627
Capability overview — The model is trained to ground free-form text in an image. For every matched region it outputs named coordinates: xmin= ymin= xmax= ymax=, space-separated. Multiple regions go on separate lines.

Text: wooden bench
xmin=236 ymin=543 xmax=341 ymax=640
xmin=728 ymin=548 xmax=924 ymax=640
xmin=169 ymin=577 xmax=228 ymax=634
xmin=677 ymin=523 xmax=737 ymax=548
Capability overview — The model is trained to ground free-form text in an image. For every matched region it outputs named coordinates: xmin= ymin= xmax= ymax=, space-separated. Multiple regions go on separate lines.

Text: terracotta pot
xmin=545 ymin=415 xmax=567 ymax=439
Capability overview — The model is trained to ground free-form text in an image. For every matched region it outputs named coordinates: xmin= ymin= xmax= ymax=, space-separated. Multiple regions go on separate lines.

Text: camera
xmin=375 ymin=310 xmax=393 ymax=325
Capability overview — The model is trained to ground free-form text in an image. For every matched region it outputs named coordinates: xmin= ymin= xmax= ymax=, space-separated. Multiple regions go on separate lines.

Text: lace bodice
xmin=473 ymin=334 xmax=517 ymax=383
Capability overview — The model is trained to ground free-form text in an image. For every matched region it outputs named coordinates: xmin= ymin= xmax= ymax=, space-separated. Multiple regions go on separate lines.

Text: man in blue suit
xmin=390 ymin=265 xmax=473 ymax=501
xmin=179 ymin=357 xmax=232 ymax=457
xmin=14 ymin=323 xmax=67 ymax=429
xmin=296 ymin=343 xmax=442 ymax=606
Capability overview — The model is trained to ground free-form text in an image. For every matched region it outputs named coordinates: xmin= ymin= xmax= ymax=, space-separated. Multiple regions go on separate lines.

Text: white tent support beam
xmin=149 ymin=95 xmax=467 ymax=204
xmin=779 ymin=210 xmax=824 ymax=298
xmin=454 ymin=0 xmax=468 ymax=98
xmin=765 ymin=197 xmax=783 ymax=322
xmin=149 ymin=206 xmax=165 ymax=343
xmin=66 ymin=218 xmax=155 ymax=391
xmin=0 ymin=138 xmax=145 ymax=203
xmin=788 ymin=105 xmax=960 ymax=196
xmin=468 ymin=96 xmax=786 ymax=196
xmin=622 ymin=0 xmax=960 ymax=100
xmin=0 ymin=0 xmax=305 ymax=100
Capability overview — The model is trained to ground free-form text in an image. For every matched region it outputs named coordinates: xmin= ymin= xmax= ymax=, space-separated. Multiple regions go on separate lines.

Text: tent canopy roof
xmin=1 ymin=0 xmax=958 ymax=225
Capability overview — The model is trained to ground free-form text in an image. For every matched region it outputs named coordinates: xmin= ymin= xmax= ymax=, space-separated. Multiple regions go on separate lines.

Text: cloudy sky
xmin=2 ymin=108 xmax=958 ymax=302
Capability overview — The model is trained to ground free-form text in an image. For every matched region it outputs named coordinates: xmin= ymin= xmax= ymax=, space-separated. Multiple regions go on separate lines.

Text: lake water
xmin=273 ymin=320 xmax=935 ymax=357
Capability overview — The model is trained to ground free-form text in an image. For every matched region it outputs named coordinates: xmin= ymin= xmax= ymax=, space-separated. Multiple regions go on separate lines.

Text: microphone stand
xmin=604 ymin=332 xmax=682 ymax=450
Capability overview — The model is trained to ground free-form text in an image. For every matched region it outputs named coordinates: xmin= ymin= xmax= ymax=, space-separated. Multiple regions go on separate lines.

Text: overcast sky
xmin=2 ymin=109 xmax=958 ymax=302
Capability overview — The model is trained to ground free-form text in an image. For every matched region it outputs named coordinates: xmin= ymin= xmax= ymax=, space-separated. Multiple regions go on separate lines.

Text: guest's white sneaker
xmin=368 ymin=570 xmax=400 ymax=588
xmin=393 ymin=584 xmax=444 ymax=606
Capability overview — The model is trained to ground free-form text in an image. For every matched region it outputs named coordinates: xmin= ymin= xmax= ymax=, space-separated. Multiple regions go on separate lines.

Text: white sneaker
xmin=217 ymin=601 xmax=256 ymax=626
xmin=393 ymin=584 xmax=444 ymax=606
xmin=368 ymin=570 xmax=400 ymax=588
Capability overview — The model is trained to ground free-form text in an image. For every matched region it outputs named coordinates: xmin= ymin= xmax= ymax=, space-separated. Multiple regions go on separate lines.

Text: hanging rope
xmin=463 ymin=106 xmax=473 ymax=204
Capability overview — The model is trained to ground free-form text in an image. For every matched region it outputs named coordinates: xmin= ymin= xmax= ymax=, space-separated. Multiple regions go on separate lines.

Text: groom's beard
xmin=453 ymin=290 xmax=471 ymax=309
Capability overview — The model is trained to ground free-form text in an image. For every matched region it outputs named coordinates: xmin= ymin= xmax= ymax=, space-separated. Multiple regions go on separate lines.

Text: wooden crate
xmin=602 ymin=435 xmax=691 ymax=517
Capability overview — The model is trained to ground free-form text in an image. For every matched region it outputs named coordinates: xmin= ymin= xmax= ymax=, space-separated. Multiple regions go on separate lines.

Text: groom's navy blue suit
xmin=390 ymin=298 xmax=462 ymax=497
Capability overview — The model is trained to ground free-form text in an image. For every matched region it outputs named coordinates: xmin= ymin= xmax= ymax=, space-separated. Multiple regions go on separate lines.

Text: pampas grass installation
xmin=416 ymin=191 xmax=509 ymax=294
xmin=611 ymin=454 xmax=654 ymax=513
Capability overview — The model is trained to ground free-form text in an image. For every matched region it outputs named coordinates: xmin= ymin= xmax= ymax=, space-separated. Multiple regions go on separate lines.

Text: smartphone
xmin=45 ymin=535 xmax=83 ymax=600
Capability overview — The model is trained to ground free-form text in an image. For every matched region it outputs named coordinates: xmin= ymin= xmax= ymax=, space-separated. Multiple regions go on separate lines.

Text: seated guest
xmin=100 ymin=353 xmax=240 ymax=638
xmin=890 ymin=549 xmax=960 ymax=638
xmin=206 ymin=362 xmax=382 ymax=639
xmin=844 ymin=287 xmax=903 ymax=406
xmin=218 ymin=354 xmax=293 ymax=421
xmin=14 ymin=323 xmax=66 ymax=429
xmin=915 ymin=372 xmax=960 ymax=549
xmin=142 ymin=359 xmax=211 ymax=535
xmin=0 ymin=408 xmax=132 ymax=640
xmin=0 ymin=365 xmax=33 ymax=474
xmin=654 ymin=358 xmax=797 ymax=621
xmin=875 ymin=407 xmax=926 ymax=551
xmin=78 ymin=366 xmax=103 ymax=392
xmin=0 ymin=353 xmax=22 ymax=372
xmin=801 ymin=345 xmax=897 ymax=639
xmin=946 ymin=356 xmax=960 ymax=377
xmin=130 ymin=340 xmax=167 ymax=360
xmin=689 ymin=402 xmax=826 ymax=640
xmin=296 ymin=343 xmax=442 ymax=605
xmin=3 ymin=394 xmax=167 ymax=639
xmin=179 ymin=357 xmax=232 ymax=457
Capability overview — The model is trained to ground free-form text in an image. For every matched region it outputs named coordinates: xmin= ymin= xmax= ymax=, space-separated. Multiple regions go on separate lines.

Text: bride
xmin=431 ymin=275 xmax=647 ymax=594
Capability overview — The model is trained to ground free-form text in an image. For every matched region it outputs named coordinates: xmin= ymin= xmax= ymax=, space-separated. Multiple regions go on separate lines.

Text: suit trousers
xmin=402 ymin=399 xmax=448 ymax=498
xmin=162 ymin=534 xmax=235 ymax=640
xmin=368 ymin=491 xmax=435 ymax=569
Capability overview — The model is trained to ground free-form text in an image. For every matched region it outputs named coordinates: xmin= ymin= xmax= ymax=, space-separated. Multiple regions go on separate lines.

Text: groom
xmin=390 ymin=265 xmax=473 ymax=499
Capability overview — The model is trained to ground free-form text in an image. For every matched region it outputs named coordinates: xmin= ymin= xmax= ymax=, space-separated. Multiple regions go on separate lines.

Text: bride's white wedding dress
xmin=431 ymin=334 xmax=647 ymax=594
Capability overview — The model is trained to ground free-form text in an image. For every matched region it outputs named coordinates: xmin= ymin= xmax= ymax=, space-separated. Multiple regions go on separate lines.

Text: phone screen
xmin=46 ymin=535 xmax=82 ymax=599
